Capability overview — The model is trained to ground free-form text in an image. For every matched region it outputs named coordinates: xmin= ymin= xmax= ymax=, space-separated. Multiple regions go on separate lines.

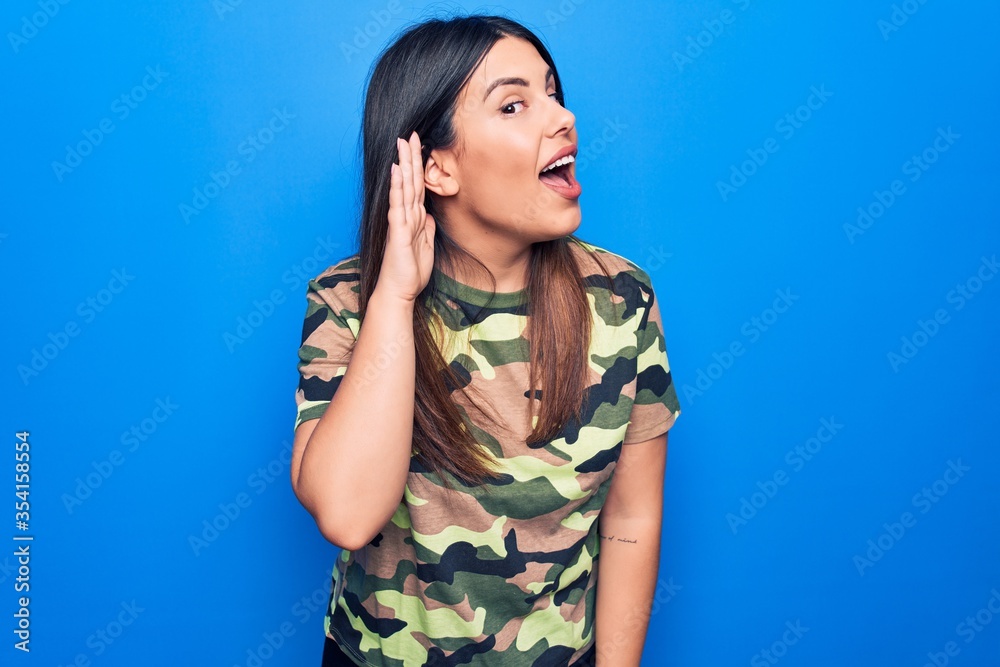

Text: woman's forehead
xmin=459 ymin=37 xmax=551 ymax=106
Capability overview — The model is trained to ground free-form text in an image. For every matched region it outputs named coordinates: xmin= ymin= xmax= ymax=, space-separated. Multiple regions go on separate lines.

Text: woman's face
xmin=427 ymin=36 xmax=581 ymax=248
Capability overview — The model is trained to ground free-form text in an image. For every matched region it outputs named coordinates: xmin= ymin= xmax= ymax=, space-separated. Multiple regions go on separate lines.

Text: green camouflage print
xmin=294 ymin=237 xmax=681 ymax=666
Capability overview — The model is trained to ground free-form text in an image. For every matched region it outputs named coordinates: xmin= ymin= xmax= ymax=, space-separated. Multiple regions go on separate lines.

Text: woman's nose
xmin=549 ymin=99 xmax=576 ymax=137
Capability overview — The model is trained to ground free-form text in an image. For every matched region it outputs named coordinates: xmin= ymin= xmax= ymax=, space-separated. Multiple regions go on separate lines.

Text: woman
xmin=291 ymin=13 xmax=682 ymax=667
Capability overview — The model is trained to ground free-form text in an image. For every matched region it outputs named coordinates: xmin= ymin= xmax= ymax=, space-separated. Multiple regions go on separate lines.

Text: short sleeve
xmin=622 ymin=272 xmax=682 ymax=444
xmin=293 ymin=267 xmax=361 ymax=432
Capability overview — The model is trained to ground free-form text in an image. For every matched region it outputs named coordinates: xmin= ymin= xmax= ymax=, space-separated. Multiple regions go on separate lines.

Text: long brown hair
xmin=352 ymin=14 xmax=615 ymax=490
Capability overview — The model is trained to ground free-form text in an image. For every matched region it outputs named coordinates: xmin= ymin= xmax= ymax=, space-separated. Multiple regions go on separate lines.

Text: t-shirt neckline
xmin=431 ymin=266 xmax=528 ymax=309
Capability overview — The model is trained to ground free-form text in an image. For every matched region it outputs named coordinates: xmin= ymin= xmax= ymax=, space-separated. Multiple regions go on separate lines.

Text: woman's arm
xmin=291 ymin=287 xmax=416 ymax=551
xmin=594 ymin=432 xmax=668 ymax=666
xmin=292 ymin=132 xmax=434 ymax=552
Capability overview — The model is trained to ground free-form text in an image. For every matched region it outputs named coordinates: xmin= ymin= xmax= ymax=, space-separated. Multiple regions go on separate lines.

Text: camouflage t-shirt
xmin=294 ymin=238 xmax=681 ymax=666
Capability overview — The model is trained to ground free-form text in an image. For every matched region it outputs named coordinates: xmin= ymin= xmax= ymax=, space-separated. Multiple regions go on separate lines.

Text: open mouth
xmin=539 ymin=158 xmax=574 ymax=187
xmin=538 ymin=152 xmax=581 ymax=199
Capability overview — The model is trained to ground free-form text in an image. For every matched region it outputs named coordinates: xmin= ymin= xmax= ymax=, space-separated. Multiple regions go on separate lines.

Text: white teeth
xmin=541 ymin=154 xmax=575 ymax=173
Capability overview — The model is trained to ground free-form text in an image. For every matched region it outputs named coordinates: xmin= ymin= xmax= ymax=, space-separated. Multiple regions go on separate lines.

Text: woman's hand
xmin=376 ymin=130 xmax=436 ymax=304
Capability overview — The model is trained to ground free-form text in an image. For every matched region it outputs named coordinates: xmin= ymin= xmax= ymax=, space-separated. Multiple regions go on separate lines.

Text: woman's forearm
xmin=594 ymin=516 xmax=663 ymax=666
xmin=295 ymin=287 xmax=417 ymax=549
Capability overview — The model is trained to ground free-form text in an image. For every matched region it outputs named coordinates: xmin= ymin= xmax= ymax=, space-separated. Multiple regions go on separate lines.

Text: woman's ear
xmin=424 ymin=149 xmax=459 ymax=197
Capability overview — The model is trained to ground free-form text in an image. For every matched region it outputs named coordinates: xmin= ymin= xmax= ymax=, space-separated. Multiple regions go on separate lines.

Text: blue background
xmin=4 ymin=1 xmax=999 ymax=665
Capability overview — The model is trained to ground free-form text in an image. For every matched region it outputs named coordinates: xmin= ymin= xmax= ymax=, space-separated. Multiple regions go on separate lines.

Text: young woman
xmin=291 ymin=13 xmax=682 ymax=667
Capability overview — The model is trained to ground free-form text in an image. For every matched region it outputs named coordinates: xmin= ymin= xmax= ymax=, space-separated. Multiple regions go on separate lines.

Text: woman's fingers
xmin=388 ymin=161 xmax=402 ymax=224
xmin=408 ymin=132 xmax=424 ymax=209
xmin=390 ymin=131 xmax=430 ymax=244
xmin=423 ymin=212 xmax=435 ymax=248
xmin=398 ymin=137 xmax=414 ymax=223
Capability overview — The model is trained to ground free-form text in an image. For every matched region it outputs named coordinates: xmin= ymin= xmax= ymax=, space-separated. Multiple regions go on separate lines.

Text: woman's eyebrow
xmin=482 ymin=66 xmax=554 ymax=101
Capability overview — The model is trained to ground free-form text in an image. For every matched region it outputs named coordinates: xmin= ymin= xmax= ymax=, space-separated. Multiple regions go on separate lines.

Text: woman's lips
xmin=539 ymin=164 xmax=582 ymax=199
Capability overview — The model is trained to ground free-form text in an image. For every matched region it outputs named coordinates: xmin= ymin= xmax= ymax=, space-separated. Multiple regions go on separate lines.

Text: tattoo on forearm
xmin=598 ymin=532 xmax=638 ymax=544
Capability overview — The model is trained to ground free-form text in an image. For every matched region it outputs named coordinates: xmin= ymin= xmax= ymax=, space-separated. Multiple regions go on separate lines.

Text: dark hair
xmin=352 ymin=13 xmax=614 ymax=489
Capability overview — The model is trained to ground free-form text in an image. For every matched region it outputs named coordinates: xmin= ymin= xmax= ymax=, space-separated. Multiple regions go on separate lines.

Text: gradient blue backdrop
xmin=4 ymin=1 xmax=999 ymax=665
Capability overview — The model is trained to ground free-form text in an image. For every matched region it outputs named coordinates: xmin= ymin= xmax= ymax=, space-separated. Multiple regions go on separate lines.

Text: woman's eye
xmin=501 ymin=93 xmax=562 ymax=116
xmin=501 ymin=100 xmax=525 ymax=115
